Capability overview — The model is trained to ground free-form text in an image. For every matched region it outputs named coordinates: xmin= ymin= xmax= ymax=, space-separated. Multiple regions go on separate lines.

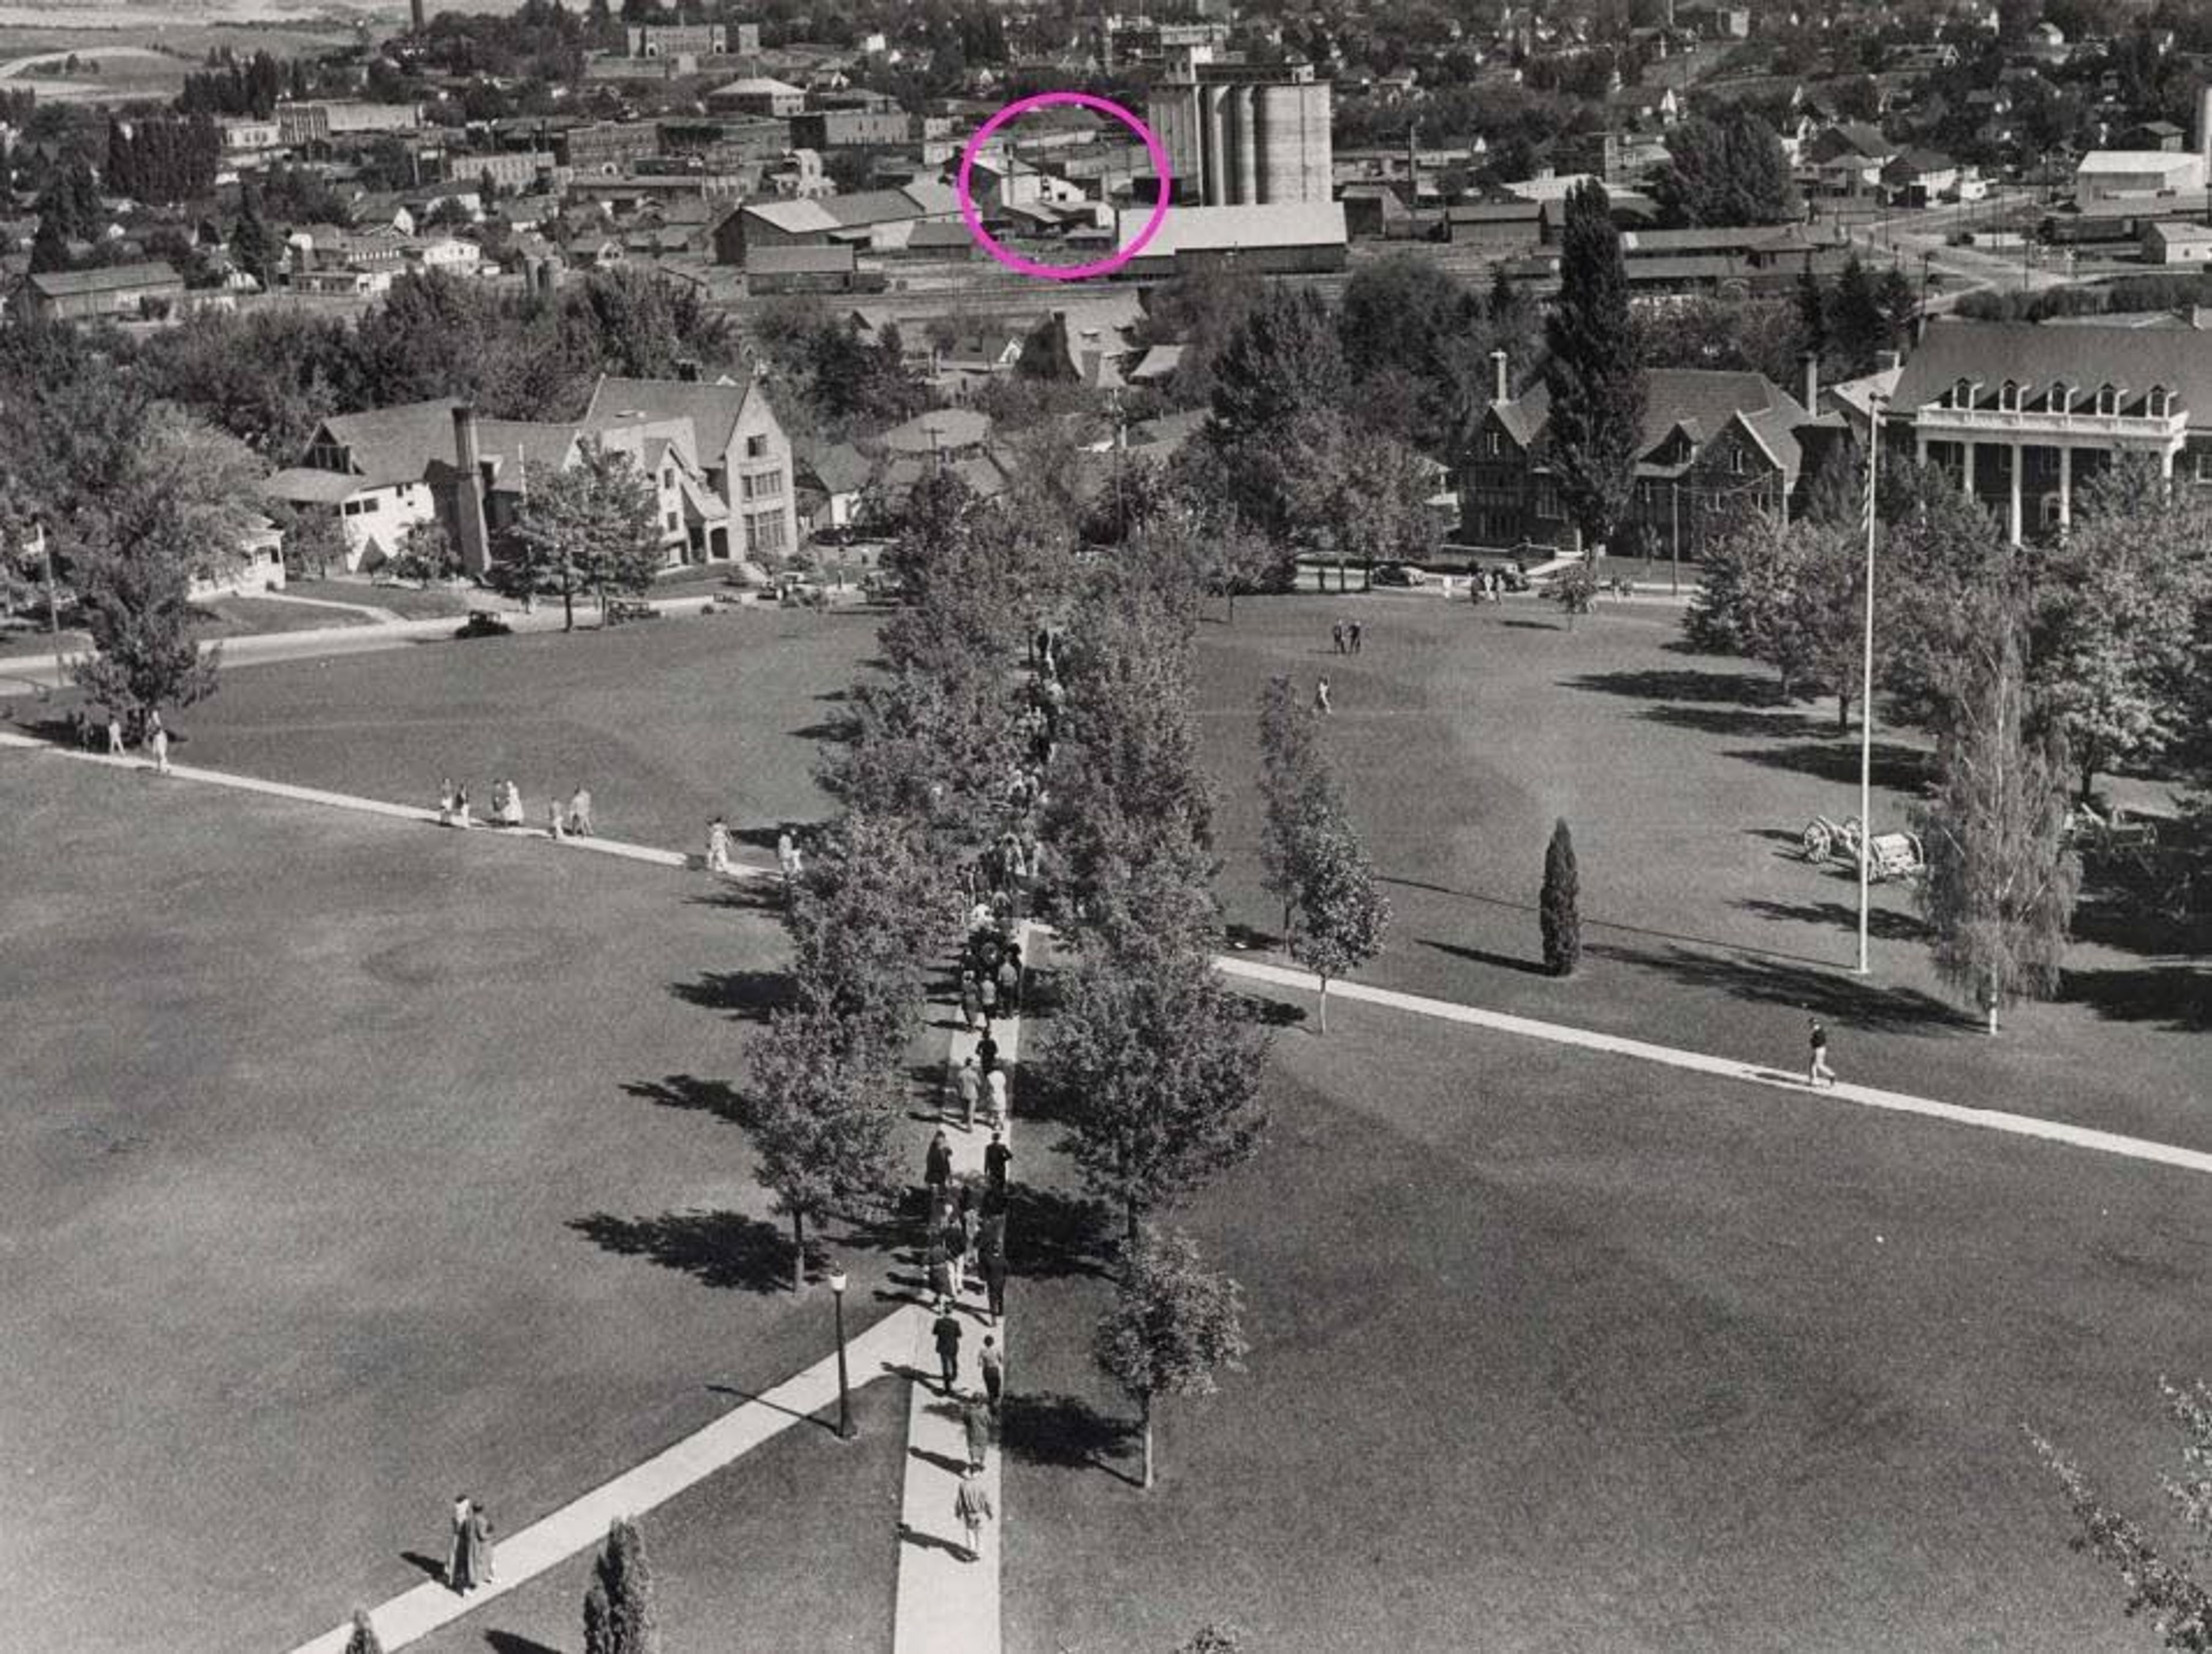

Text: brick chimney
xmin=1801 ymin=350 xmax=1819 ymax=411
xmin=1491 ymin=347 xmax=1509 ymax=404
xmin=450 ymin=404 xmax=491 ymax=576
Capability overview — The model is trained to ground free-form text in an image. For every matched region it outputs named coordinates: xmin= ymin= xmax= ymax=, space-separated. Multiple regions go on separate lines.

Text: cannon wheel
xmin=1802 ymin=820 xmax=1833 ymax=861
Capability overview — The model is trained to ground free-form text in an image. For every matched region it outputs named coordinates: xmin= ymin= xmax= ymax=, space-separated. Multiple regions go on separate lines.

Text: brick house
xmin=1457 ymin=357 xmax=1819 ymax=558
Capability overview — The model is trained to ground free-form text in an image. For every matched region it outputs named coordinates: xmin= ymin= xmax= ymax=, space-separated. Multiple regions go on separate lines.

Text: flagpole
xmin=1857 ymin=394 xmax=1883 ymax=976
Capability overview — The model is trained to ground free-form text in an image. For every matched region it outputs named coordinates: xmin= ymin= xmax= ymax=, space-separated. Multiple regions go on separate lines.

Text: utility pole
xmin=37 ymin=523 xmax=62 ymax=698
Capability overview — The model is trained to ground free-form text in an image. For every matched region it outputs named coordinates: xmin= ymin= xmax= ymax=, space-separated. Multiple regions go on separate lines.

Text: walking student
xmin=566 ymin=785 xmax=594 ymax=837
xmin=956 ymin=1055 xmax=982 ymax=1130
xmin=446 ymin=1493 xmax=472 ymax=1592
xmin=925 ymin=1127 xmax=953 ymax=1198
xmin=984 ymin=1129 xmax=1011 ymax=1190
xmin=705 ymin=816 xmax=732 ymax=875
xmin=982 ymin=1245 xmax=1008 ymax=1327
xmin=979 ymin=1334 xmax=1005 ymax=1411
xmin=1807 ymin=1016 xmax=1837 ymax=1088
xmin=963 ymin=1395 xmax=992 ymax=1473
xmin=1314 ymin=675 xmax=1332 ymax=716
xmin=933 ymin=1299 xmax=964 ymax=1394
xmin=955 ymin=1464 xmax=994 ymax=1562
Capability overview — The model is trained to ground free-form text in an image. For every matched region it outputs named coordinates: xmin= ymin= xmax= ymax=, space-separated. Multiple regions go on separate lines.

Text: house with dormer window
xmin=1881 ymin=318 xmax=2212 ymax=542
xmin=1457 ymin=356 xmax=1821 ymax=557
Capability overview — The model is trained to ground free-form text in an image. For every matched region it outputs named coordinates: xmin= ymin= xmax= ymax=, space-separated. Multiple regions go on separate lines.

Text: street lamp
xmin=827 ymin=1265 xmax=856 ymax=1441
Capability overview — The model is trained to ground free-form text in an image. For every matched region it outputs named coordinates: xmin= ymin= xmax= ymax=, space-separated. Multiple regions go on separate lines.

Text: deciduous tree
xmin=2031 ymin=1379 xmax=2212 ymax=1652
xmin=1094 ymin=1228 xmax=1249 ymax=1490
xmin=1044 ymin=943 xmax=1268 ymax=1244
xmin=67 ymin=407 xmax=266 ymax=729
xmin=1653 ymin=108 xmax=1798 ymax=227
xmin=388 ymin=518 xmax=459 ymax=588
xmin=1257 ymin=674 xmax=1323 ymax=940
xmin=1911 ymin=606 xmax=2081 ymax=1034
xmin=744 ymin=1003 xmax=904 ymax=1292
xmin=1289 ymin=811 xmax=1390 ymax=1033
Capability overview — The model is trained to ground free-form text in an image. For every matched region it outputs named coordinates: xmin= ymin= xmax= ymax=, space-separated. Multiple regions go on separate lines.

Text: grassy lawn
xmin=1005 ymin=987 xmax=2207 ymax=1653
xmin=0 ymin=752 xmax=910 ymax=1652
xmin=1192 ymin=593 xmax=2210 ymax=1153
xmin=286 ymin=578 xmax=482 ymax=620
xmin=168 ymin=605 xmax=880 ymax=855
xmin=192 ymin=595 xmax=374 ymax=637
xmin=409 ymin=1380 xmax=906 ymax=1654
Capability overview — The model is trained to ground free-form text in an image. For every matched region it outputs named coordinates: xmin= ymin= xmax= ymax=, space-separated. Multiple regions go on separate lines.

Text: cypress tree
xmin=1540 ymin=819 xmax=1581 ymax=977
xmin=1542 ymin=180 xmax=1647 ymax=556
xmin=582 ymin=1516 xmax=659 ymax=1654
xmin=30 ymin=213 xmax=71 ymax=274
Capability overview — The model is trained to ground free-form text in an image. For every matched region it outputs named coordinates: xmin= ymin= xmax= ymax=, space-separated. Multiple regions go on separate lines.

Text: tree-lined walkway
xmin=891 ymin=923 xmax=1031 ymax=1654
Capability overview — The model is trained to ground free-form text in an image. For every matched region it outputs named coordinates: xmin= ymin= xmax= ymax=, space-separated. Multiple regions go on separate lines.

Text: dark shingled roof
xmin=1890 ymin=318 xmax=2212 ymax=422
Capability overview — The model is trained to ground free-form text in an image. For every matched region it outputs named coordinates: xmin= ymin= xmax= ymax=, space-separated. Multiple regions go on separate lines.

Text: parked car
xmin=1371 ymin=563 xmax=1430 ymax=588
xmin=455 ymin=610 xmax=512 ymax=639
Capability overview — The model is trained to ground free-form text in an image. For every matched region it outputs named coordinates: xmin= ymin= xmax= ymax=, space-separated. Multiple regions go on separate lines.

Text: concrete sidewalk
xmin=286 ymin=1304 xmax=922 ymax=1654
xmin=891 ymin=922 xmax=1031 ymax=1654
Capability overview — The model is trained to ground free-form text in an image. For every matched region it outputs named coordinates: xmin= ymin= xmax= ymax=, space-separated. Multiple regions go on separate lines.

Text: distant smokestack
xmin=1491 ymin=347 xmax=1509 ymax=404
xmin=2199 ymin=84 xmax=2212 ymax=169
xmin=410 ymin=0 xmax=425 ymax=32
xmin=1801 ymin=350 xmax=1819 ymax=411
xmin=450 ymin=404 xmax=490 ymax=576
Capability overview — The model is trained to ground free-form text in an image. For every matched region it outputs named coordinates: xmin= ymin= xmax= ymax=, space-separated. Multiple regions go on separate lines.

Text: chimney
xmin=1801 ymin=350 xmax=1819 ymax=411
xmin=450 ymin=404 xmax=491 ymax=576
xmin=1490 ymin=347 xmax=1509 ymax=404
xmin=409 ymin=0 xmax=424 ymax=31
xmin=2200 ymin=84 xmax=2212 ymax=171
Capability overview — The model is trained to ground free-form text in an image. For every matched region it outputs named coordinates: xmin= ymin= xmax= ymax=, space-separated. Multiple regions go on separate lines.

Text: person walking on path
xmin=925 ymin=1127 xmax=953 ymax=1198
xmin=1808 ymin=1016 xmax=1837 ymax=1088
xmin=927 ymin=1239 xmax=956 ymax=1305
xmin=982 ymin=1246 xmax=1008 ymax=1327
xmin=985 ymin=1066 xmax=1009 ymax=1129
xmin=955 ymin=1055 xmax=982 ymax=1130
xmin=958 ymin=972 xmax=981 ymax=1034
xmin=566 ymin=785 xmax=593 ymax=837
xmin=546 ymin=799 xmax=566 ymax=842
xmin=963 ymin=1396 xmax=993 ymax=1473
xmin=105 ymin=716 xmax=123 ymax=756
xmin=933 ymin=1300 xmax=964 ymax=1394
xmin=955 ymin=1464 xmax=994 ymax=1563
xmin=445 ymin=1494 xmax=472 ymax=1592
xmin=150 ymin=722 xmax=172 ymax=775
xmin=705 ymin=816 xmax=732 ymax=875
xmin=1314 ymin=676 xmax=1332 ymax=716
xmin=1349 ymin=620 xmax=1363 ymax=654
xmin=777 ymin=830 xmax=802 ymax=900
xmin=996 ymin=952 xmax=1021 ymax=1014
xmin=979 ymin=1335 xmax=1005 ymax=1412
xmin=469 ymin=1501 xmax=495 ymax=1586
xmin=984 ymin=1129 xmax=1011 ymax=1190
xmin=976 ymin=1029 xmax=999 ymax=1076
xmin=1331 ymin=619 xmax=1345 ymax=654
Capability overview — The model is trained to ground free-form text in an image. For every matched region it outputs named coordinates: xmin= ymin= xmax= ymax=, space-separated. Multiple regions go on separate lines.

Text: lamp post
xmin=827 ymin=1265 xmax=856 ymax=1440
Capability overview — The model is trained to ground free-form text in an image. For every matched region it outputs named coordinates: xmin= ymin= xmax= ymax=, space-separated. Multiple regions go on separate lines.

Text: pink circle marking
xmin=954 ymin=91 xmax=1172 ymax=283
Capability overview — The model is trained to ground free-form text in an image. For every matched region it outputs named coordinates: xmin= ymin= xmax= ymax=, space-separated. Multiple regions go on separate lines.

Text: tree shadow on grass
xmin=623 ymin=1073 xmax=755 ymax=1128
xmin=569 ymin=1210 xmax=798 ymax=1294
xmin=669 ymin=969 xmax=793 ymax=1022
xmin=789 ymin=720 xmax=855 ymax=744
xmin=1733 ymin=898 xmax=1930 ymax=943
xmin=1643 ymin=703 xmax=1835 ymax=741
xmin=1561 ymin=667 xmax=1780 ymax=705
xmin=1000 ymin=1392 xmax=1139 ymax=1483
xmin=1585 ymin=940 xmax=1966 ymax=1034
xmin=1500 ymin=618 xmax=1559 ymax=630
xmin=2061 ymin=964 xmax=2210 ymax=1031
xmin=1006 ymin=1184 xmax=1112 ymax=1280
xmin=1242 ymin=994 xmax=1309 ymax=1028
xmin=1421 ymin=937 xmax=1551 ymax=975
xmin=683 ymin=880 xmax=787 ymax=914
xmin=484 ymin=1634 xmax=563 ymax=1654
xmin=1721 ymin=738 xmax=1930 ymax=791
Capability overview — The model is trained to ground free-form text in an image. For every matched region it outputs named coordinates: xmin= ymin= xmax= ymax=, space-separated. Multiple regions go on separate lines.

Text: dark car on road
xmin=1371 ymin=562 xmax=1430 ymax=588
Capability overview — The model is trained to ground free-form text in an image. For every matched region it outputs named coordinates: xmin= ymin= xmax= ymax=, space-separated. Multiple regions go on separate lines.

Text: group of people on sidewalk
xmin=446 ymin=1495 xmax=495 ymax=1595
xmin=437 ymin=779 xmax=594 ymax=839
xmin=82 ymin=707 xmax=170 ymax=773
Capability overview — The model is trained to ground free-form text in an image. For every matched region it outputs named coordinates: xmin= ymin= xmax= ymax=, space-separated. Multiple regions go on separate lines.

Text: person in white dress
xmin=706 ymin=816 xmax=732 ymax=875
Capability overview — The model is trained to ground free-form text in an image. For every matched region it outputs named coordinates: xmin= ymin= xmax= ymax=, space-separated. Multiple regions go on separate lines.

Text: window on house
xmin=1535 ymin=480 xmax=1560 ymax=520
xmin=1731 ymin=446 xmax=1748 ymax=474
xmin=2193 ymin=448 xmax=2212 ymax=483
xmin=744 ymin=434 xmax=768 ymax=459
xmin=665 ymin=510 xmax=679 ymax=532
xmin=2049 ymin=380 xmax=2069 ymax=412
xmin=743 ymin=470 xmax=785 ymax=501
xmin=662 ymin=468 xmax=675 ymax=490
xmin=2148 ymin=385 xmax=2171 ymax=417
xmin=1486 ymin=431 xmax=1502 ymax=456
xmin=2097 ymin=383 xmax=2119 ymax=415
xmin=749 ymin=509 xmax=789 ymax=554
xmin=2000 ymin=380 xmax=2020 ymax=410
xmin=1953 ymin=377 xmax=1974 ymax=408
